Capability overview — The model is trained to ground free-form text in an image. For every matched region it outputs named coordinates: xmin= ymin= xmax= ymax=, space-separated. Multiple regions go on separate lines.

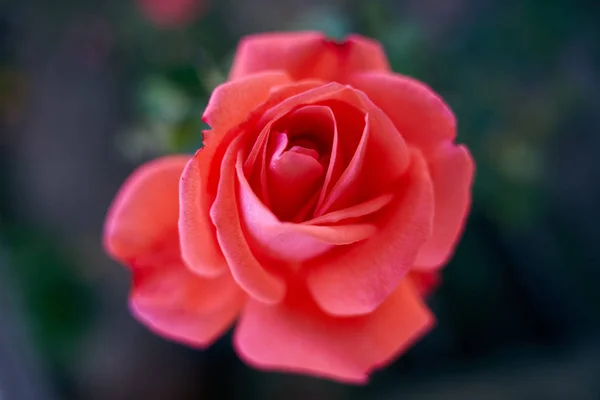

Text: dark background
xmin=1 ymin=0 xmax=600 ymax=399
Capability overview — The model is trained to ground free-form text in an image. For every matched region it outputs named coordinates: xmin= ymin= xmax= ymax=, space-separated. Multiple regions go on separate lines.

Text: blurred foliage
xmin=3 ymin=227 xmax=96 ymax=357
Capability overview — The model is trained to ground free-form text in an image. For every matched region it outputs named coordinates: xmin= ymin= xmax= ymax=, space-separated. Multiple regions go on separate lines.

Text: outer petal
xmin=229 ymin=32 xmax=390 ymax=82
xmin=130 ymin=242 xmax=246 ymax=347
xmin=234 ymin=279 xmax=434 ymax=383
xmin=414 ymin=143 xmax=475 ymax=270
xmin=348 ymin=72 xmax=456 ymax=155
xmin=203 ymin=71 xmax=292 ymax=133
xmin=104 ymin=155 xmax=190 ymax=263
xmin=104 ymin=156 xmax=245 ymax=347
xmin=307 ymin=150 xmax=434 ymax=316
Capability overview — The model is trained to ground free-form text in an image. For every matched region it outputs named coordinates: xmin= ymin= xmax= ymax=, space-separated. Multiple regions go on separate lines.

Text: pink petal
xmin=229 ymin=32 xmax=390 ymax=82
xmin=130 ymin=241 xmax=246 ymax=347
xmin=414 ymin=143 xmax=475 ymax=270
xmin=307 ymin=150 xmax=434 ymax=316
xmin=104 ymin=155 xmax=189 ymax=263
xmin=313 ymin=106 xmax=344 ymax=213
xmin=179 ymin=147 xmax=230 ymax=277
xmin=315 ymin=113 xmax=369 ymax=214
xmin=104 ymin=156 xmax=245 ymax=347
xmin=266 ymin=105 xmax=336 ymax=220
xmin=203 ymin=71 xmax=292 ymax=133
xmin=234 ymin=279 xmax=433 ymax=383
xmin=209 ymin=136 xmax=287 ymax=303
xmin=349 ymin=72 xmax=456 ymax=155
xmin=313 ymin=89 xmax=410 ymax=216
xmin=267 ymin=133 xmax=325 ymax=220
xmin=236 ymin=152 xmax=376 ymax=263
xmin=306 ymin=192 xmax=394 ymax=225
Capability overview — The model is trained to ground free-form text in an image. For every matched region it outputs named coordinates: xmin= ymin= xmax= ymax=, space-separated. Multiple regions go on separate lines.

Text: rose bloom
xmin=136 ymin=0 xmax=207 ymax=29
xmin=104 ymin=32 xmax=474 ymax=383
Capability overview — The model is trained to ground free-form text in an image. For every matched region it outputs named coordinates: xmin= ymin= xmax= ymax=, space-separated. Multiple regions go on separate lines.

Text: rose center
xmin=267 ymin=131 xmax=325 ymax=221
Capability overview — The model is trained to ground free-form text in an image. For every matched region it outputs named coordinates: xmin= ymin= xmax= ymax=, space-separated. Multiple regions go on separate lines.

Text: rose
xmin=136 ymin=0 xmax=207 ymax=29
xmin=104 ymin=31 xmax=474 ymax=383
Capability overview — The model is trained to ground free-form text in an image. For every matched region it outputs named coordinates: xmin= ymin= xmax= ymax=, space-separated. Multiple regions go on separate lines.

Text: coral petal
xmin=131 ymin=252 xmax=245 ymax=347
xmin=104 ymin=155 xmax=189 ymax=263
xmin=307 ymin=151 xmax=434 ymax=316
xmin=414 ymin=143 xmax=475 ymax=270
xmin=230 ymin=32 xmax=390 ymax=82
xmin=234 ymin=279 xmax=433 ymax=383
xmin=203 ymin=71 xmax=291 ymax=132
xmin=179 ymin=150 xmax=230 ymax=277
xmin=349 ymin=72 xmax=456 ymax=154
xmin=237 ymin=153 xmax=375 ymax=262
xmin=210 ymin=136 xmax=287 ymax=303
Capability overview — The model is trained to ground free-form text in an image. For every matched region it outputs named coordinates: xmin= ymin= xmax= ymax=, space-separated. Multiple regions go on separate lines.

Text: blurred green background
xmin=1 ymin=0 xmax=600 ymax=399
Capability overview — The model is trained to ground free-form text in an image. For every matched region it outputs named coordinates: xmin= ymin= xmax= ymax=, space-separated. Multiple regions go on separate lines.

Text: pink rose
xmin=105 ymin=32 xmax=474 ymax=382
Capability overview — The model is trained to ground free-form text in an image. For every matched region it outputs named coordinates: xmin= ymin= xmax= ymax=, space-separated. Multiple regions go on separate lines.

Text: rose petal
xmin=244 ymin=120 xmax=274 ymax=208
xmin=104 ymin=155 xmax=189 ymax=263
xmin=259 ymin=82 xmax=349 ymax=123
xmin=314 ymin=106 xmax=344 ymax=212
xmin=307 ymin=150 xmax=434 ymax=316
xmin=229 ymin=32 xmax=390 ymax=82
xmin=179 ymin=147 xmax=230 ymax=277
xmin=210 ymin=136 xmax=287 ymax=303
xmin=305 ymin=192 xmax=394 ymax=225
xmin=267 ymin=133 xmax=325 ymax=220
xmin=132 ymin=291 xmax=243 ymax=348
xmin=291 ymin=188 xmax=322 ymax=223
xmin=104 ymin=156 xmax=244 ymax=347
xmin=203 ymin=71 xmax=292 ymax=133
xmin=130 ymin=241 xmax=246 ymax=347
xmin=315 ymin=113 xmax=369 ymax=214
xmin=349 ymin=72 xmax=456 ymax=154
xmin=266 ymin=105 xmax=336 ymax=220
xmin=243 ymin=81 xmax=331 ymax=186
xmin=314 ymin=91 xmax=411 ymax=216
xmin=350 ymin=89 xmax=412 ymax=195
xmin=237 ymin=152 xmax=376 ymax=263
xmin=414 ymin=143 xmax=474 ymax=270
xmin=234 ymin=279 xmax=433 ymax=383
xmin=282 ymin=104 xmax=336 ymax=147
